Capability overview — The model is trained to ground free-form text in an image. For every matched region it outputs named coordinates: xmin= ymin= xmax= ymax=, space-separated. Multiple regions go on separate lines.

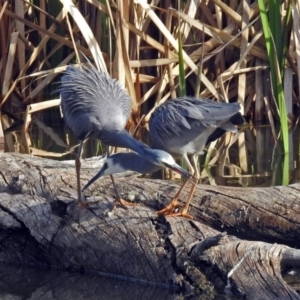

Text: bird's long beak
xmin=81 ymin=164 xmax=107 ymax=192
xmin=166 ymin=162 xmax=196 ymax=181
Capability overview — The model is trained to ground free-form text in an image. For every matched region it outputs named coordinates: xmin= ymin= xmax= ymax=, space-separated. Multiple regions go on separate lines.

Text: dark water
xmin=1 ymin=263 xmax=299 ymax=300
xmin=0 ymin=263 xmax=180 ymax=300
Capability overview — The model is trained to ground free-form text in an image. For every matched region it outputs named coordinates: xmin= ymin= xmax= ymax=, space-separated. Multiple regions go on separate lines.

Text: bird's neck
xmin=101 ymin=129 xmax=150 ymax=156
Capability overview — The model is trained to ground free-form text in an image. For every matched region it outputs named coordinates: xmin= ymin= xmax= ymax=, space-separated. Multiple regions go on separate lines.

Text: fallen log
xmin=0 ymin=153 xmax=299 ymax=299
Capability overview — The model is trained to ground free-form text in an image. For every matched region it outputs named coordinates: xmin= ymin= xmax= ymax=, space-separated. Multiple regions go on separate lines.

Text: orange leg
xmin=167 ymin=177 xmax=198 ymax=219
xmin=103 ymin=149 xmax=138 ymax=211
xmin=110 ymin=174 xmax=139 ymax=210
xmin=157 ymin=154 xmax=200 ymax=219
xmin=169 ymin=154 xmax=200 ymax=217
xmin=157 ymin=178 xmax=189 ymax=216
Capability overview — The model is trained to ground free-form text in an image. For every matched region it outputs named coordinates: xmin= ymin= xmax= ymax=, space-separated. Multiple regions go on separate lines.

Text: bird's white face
xmin=154 ymin=150 xmax=192 ymax=179
xmin=102 ymin=158 xmax=124 ymax=176
xmin=149 ymin=149 xmax=174 ymax=167
xmin=159 ymin=153 xmax=177 ymax=167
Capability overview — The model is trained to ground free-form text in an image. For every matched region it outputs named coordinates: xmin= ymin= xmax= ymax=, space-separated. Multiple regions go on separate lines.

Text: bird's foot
xmin=162 ymin=211 xmax=194 ymax=219
xmin=112 ymin=198 xmax=139 ymax=211
xmin=157 ymin=201 xmax=193 ymax=219
xmin=156 ymin=200 xmax=183 ymax=215
xmin=77 ymin=199 xmax=99 ymax=210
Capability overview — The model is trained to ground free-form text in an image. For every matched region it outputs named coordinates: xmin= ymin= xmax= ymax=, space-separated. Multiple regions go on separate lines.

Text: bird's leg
xmin=110 ymin=174 xmax=139 ymax=210
xmin=191 ymin=155 xmax=200 ymax=181
xmin=167 ymin=177 xmax=198 ymax=219
xmin=157 ymin=154 xmax=199 ymax=219
xmin=156 ymin=178 xmax=190 ymax=216
xmin=180 ymin=176 xmax=198 ymax=216
xmin=106 ymin=148 xmax=138 ymax=210
xmin=76 ymin=140 xmax=98 ymax=208
xmin=75 ymin=141 xmax=84 ymax=206
xmin=170 ymin=154 xmax=199 ymax=218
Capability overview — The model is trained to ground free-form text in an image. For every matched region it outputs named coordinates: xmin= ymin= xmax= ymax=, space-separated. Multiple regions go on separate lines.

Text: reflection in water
xmin=0 ymin=263 xmax=179 ymax=300
xmin=282 ymin=267 xmax=300 ymax=293
xmin=2 ymin=113 xmax=300 ymax=188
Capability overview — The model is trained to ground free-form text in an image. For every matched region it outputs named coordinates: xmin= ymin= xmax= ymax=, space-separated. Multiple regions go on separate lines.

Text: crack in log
xmin=36 ymin=167 xmax=53 ymax=197
xmin=150 ymin=218 xmax=176 ymax=277
xmin=207 ymin=189 xmax=297 ymax=227
xmin=188 ymin=220 xmax=206 ymax=238
xmin=60 ymin=175 xmax=76 ymax=191
xmin=148 ymin=218 xmax=172 ymax=280
xmin=49 ymin=200 xmax=68 ymax=219
xmin=0 ymin=171 xmax=13 ymax=192
xmin=0 ymin=198 xmax=50 ymax=267
xmin=253 ymin=250 xmax=276 ymax=297
xmin=152 ymin=217 xmax=193 ymax=288
xmin=287 ymin=185 xmax=300 ymax=191
xmin=0 ymin=199 xmax=26 ymax=229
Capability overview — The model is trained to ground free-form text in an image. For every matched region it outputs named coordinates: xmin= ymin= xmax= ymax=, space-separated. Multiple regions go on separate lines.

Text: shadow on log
xmin=0 ymin=153 xmax=299 ymax=299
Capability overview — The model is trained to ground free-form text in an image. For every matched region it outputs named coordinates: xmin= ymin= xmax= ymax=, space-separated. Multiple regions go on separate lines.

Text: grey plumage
xmin=150 ymin=97 xmax=240 ymax=160
xmin=60 ymin=65 xmax=131 ymax=144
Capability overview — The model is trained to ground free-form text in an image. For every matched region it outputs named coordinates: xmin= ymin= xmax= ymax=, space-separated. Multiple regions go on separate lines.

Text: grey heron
xmin=82 ymin=97 xmax=244 ymax=218
xmin=59 ymin=65 xmax=193 ymax=209
xmin=150 ymin=97 xmax=244 ymax=217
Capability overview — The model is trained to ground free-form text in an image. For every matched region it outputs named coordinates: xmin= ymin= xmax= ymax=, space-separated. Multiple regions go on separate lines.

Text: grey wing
xmin=149 ymin=97 xmax=241 ymax=150
xmin=60 ymin=65 xmax=132 ymax=140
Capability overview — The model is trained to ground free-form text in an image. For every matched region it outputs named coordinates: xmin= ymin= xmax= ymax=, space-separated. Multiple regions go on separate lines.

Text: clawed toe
xmin=112 ymin=198 xmax=139 ymax=211
xmin=156 ymin=199 xmax=183 ymax=215
xmin=164 ymin=211 xmax=194 ymax=219
xmin=77 ymin=200 xmax=99 ymax=210
xmin=156 ymin=200 xmax=193 ymax=219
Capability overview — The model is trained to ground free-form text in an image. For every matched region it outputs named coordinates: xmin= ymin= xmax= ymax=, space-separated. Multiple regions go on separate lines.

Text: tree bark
xmin=0 ymin=153 xmax=299 ymax=299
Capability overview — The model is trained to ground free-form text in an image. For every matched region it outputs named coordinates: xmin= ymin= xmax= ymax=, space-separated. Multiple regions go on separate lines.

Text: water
xmin=0 ymin=263 xmax=179 ymax=300
xmin=1 ymin=263 xmax=298 ymax=299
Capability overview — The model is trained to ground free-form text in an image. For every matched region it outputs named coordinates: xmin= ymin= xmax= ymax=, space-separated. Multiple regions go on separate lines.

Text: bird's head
xmin=82 ymin=150 xmax=194 ymax=192
xmin=145 ymin=149 xmax=193 ymax=179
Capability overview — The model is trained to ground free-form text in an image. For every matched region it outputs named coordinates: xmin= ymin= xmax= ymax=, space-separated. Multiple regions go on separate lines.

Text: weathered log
xmin=0 ymin=153 xmax=299 ymax=299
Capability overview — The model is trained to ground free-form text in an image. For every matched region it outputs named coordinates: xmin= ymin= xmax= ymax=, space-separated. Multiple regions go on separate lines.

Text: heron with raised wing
xmin=59 ymin=65 xmax=193 ymax=209
xmin=82 ymin=97 xmax=244 ymax=218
